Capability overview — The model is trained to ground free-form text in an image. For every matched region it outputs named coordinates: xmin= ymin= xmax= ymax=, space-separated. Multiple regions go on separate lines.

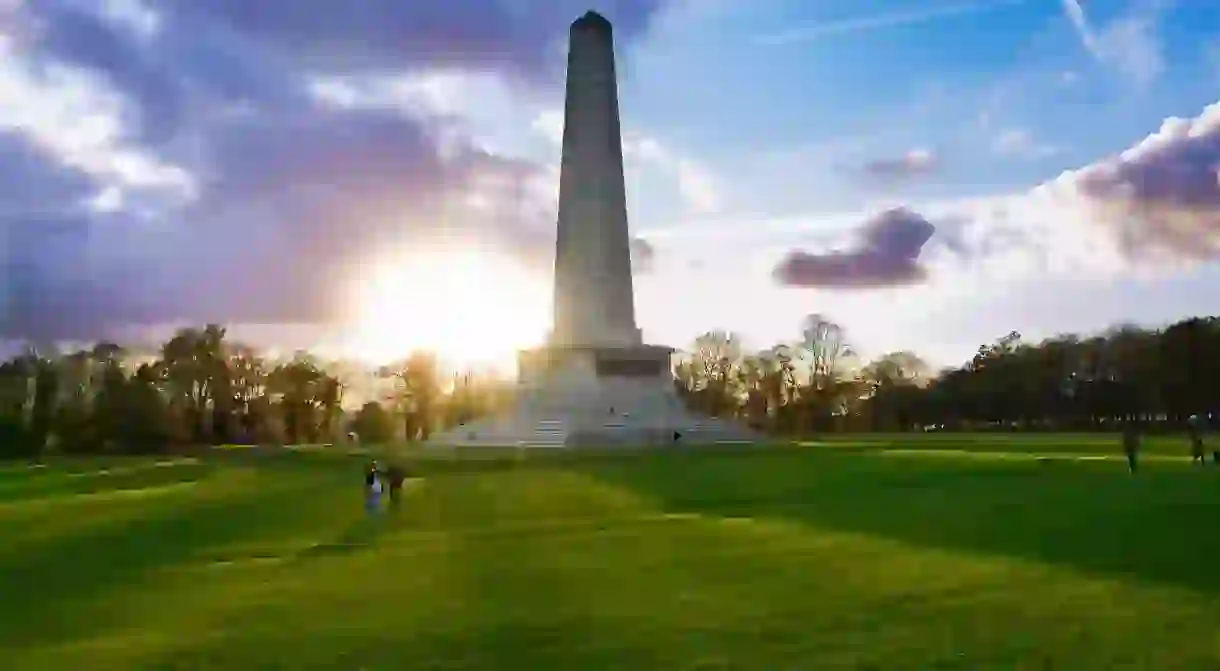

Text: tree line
xmin=677 ymin=314 xmax=1219 ymax=434
xmin=0 ymin=325 xmax=513 ymax=459
xmin=2 ymin=314 xmax=1216 ymax=457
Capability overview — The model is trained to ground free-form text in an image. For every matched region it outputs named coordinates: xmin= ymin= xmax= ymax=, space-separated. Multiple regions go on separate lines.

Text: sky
xmin=3 ymin=0 xmax=1220 ymax=369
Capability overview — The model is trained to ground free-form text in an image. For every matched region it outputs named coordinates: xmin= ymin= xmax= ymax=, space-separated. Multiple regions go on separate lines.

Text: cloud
xmin=631 ymin=237 xmax=656 ymax=273
xmin=534 ymin=109 xmax=722 ymax=215
xmin=860 ymin=148 xmax=937 ymax=181
xmin=0 ymin=0 xmax=671 ymax=341
xmin=993 ymin=128 xmax=1058 ymax=158
xmin=1037 ymin=100 xmax=1220 ymax=262
xmin=531 ymin=108 xmax=565 ymax=146
xmin=157 ymin=0 xmax=665 ymax=76
xmin=873 ymin=99 xmax=1220 ymax=283
xmin=1061 ymin=0 xmax=1164 ymax=87
xmin=772 ymin=208 xmax=938 ymax=289
xmin=627 ymin=137 xmax=721 ymax=214
xmin=755 ymin=0 xmax=1030 ymax=45
xmin=0 ymin=40 xmax=193 ymax=200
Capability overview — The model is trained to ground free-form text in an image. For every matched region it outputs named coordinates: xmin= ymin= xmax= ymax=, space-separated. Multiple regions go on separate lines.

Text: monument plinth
xmin=428 ymin=11 xmax=757 ymax=448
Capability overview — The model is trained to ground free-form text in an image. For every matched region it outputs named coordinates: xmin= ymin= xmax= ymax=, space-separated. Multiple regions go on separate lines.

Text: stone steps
xmin=427 ymin=406 xmax=760 ymax=448
xmin=517 ymin=419 xmax=568 ymax=448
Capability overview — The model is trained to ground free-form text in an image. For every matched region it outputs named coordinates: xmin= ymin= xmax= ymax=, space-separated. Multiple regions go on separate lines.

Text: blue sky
xmin=3 ymin=0 xmax=1220 ymax=369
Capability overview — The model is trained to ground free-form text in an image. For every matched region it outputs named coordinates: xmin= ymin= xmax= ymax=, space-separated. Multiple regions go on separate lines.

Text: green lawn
xmin=3 ymin=436 xmax=1220 ymax=669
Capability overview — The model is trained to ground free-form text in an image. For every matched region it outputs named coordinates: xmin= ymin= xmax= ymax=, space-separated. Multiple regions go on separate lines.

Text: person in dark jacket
xmin=386 ymin=463 xmax=407 ymax=505
xmin=1190 ymin=428 xmax=1206 ymax=466
xmin=1188 ymin=415 xmax=1206 ymax=466
xmin=1122 ymin=423 xmax=1141 ymax=474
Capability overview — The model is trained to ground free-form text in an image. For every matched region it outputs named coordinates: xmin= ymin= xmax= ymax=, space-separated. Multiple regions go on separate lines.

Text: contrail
xmin=754 ymin=0 xmax=1032 ymax=46
xmin=1061 ymin=0 xmax=1100 ymax=55
xmin=1060 ymin=0 xmax=1164 ymax=86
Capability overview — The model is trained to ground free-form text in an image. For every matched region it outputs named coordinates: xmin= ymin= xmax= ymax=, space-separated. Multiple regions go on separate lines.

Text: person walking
xmin=1188 ymin=414 xmax=1206 ymax=466
xmin=365 ymin=460 xmax=384 ymax=515
xmin=386 ymin=463 xmax=407 ymax=506
xmin=1190 ymin=428 xmax=1206 ymax=466
xmin=1122 ymin=422 xmax=1141 ymax=474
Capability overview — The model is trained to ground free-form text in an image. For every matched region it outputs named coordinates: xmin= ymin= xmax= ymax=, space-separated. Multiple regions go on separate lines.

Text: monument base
xmin=426 ymin=345 xmax=759 ymax=448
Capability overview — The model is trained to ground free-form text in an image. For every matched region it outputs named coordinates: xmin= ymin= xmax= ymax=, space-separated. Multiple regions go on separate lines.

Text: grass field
xmin=3 ymin=434 xmax=1220 ymax=669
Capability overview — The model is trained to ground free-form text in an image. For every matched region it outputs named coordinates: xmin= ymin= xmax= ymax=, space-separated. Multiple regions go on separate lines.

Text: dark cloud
xmin=861 ymin=149 xmax=937 ymax=181
xmin=773 ymin=208 xmax=937 ymax=289
xmin=1062 ymin=102 xmax=1220 ymax=261
xmin=159 ymin=0 xmax=664 ymax=76
xmin=1 ymin=0 xmax=669 ymax=341
xmin=631 ymin=237 xmax=655 ymax=273
xmin=0 ymin=136 xmax=95 ymax=216
xmin=33 ymin=3 xmax=184 ymax=142
xmin=3 ymin=111 xmax=554 ymax=339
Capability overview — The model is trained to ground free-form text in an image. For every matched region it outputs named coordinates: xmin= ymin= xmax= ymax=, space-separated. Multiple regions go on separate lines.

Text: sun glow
xmin=346 ymin=248 xmax=550 ymax=371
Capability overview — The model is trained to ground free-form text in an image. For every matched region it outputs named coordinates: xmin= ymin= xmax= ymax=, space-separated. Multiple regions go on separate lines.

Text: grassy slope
xmin=2 ymin=437 xmax=1220 ymax=669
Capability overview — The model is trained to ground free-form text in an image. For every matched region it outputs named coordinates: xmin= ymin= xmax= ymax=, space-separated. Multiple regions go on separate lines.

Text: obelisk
xmin=426 ymin=11 xmax=757 ymax=448
xmin=551 ymin=11 xmax=641 ymax=348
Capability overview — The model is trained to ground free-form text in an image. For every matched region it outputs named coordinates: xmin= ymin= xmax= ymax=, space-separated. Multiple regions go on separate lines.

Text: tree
xmin=686 ymin=330 xmax=743 ymax=417
xmin=227 ymin=344 xmax=268 ymax=443
xmin=89 ymin=343 xmax=130 ymax=452
xmin=29 ymin=353 xmax=59 ymax=455
xmin=159 ymin=325 xmax=229 ymax=444
xmin=384 ymin=351 xmax=442 ymax=442
xmin=860 ymin=351 xmax=929 ymax=431
xmin=795 ymin=314 xmax=853 ymax=433
xmin=7 ymin=307 xmax=1220 ymax=457
xmin=268 ymin=353 xmax=337 ymax=445
xmin=351 ymin=402 xmax=393 ymax=444
xmin=121 ymin=363 xmax=173 ymax=453
xmin=0 ymin=355 xmax=37 ymax=458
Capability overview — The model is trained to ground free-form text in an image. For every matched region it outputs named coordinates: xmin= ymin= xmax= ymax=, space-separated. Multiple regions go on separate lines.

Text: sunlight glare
xmin=346 ymin=248 xmax=550 ymax=371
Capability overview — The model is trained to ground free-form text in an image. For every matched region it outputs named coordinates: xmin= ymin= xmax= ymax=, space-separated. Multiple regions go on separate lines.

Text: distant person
xmin=386 ymin=463 xmax=407 ymax=506
xmin=1188 ymin=415 xmax=1206 ymax=466
xmin=365 ymin=460 xmax=383 ymax=514
xmin=1190 ymin=428 xmax=1206 ymax=466
xmin=1122 ymin=423 xmax=1141 ymax=474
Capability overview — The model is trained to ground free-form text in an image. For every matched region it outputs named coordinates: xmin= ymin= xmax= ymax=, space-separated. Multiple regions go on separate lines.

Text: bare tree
xmin=798 ymin=314 xmax=851 ymax=391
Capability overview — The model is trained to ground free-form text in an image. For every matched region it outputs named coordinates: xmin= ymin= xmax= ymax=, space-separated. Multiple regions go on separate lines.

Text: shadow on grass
xmin=0 ymin=466 xmax=355 ymax=648
xmin=569 ymin=449 xmax=1220 ymax=596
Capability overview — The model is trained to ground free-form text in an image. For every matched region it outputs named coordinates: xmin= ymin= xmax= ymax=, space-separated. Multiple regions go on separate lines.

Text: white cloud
xmin=530 ymin=108 xmax=564 ymax=146
xmin=1034 ymin=100 xmax=1220 ymax=263
xmin=992 ymin=128 xmax=1059 ymax=158
xmin=531 ymin=108 xmax=723 ymax=215
xmin=810 ymin=100 xmax=1220 ymax=287
xmin=0 ymin=44 xmax=194 ymax=199
xmin=308 ymin=71 xmax=494 ymax=119
xmin=674 ymin=158 xmax=720 ymax=214
xmin=87 ymin=185 xmax=125 ymax=213
xmin=862 ymin=147 xmax=938 ymax=179
xmin=623 ymin=136 xmax=721 ymax=214
xmin=98 ymin=0 xmax=161 ymax=39
xmin=308 ymin=70 xmax=546 ymax=162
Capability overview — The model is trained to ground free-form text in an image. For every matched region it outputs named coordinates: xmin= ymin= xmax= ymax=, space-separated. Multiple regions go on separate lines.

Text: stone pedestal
xmin=429 ymin=344 xmax=756 ymax=448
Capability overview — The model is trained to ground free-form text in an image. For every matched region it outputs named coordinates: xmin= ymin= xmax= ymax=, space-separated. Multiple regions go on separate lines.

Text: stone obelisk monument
xmin=428 ymin=11 xmax=756 ymax=448
xmin=551 ymin=10 xmax=640 ymax=349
